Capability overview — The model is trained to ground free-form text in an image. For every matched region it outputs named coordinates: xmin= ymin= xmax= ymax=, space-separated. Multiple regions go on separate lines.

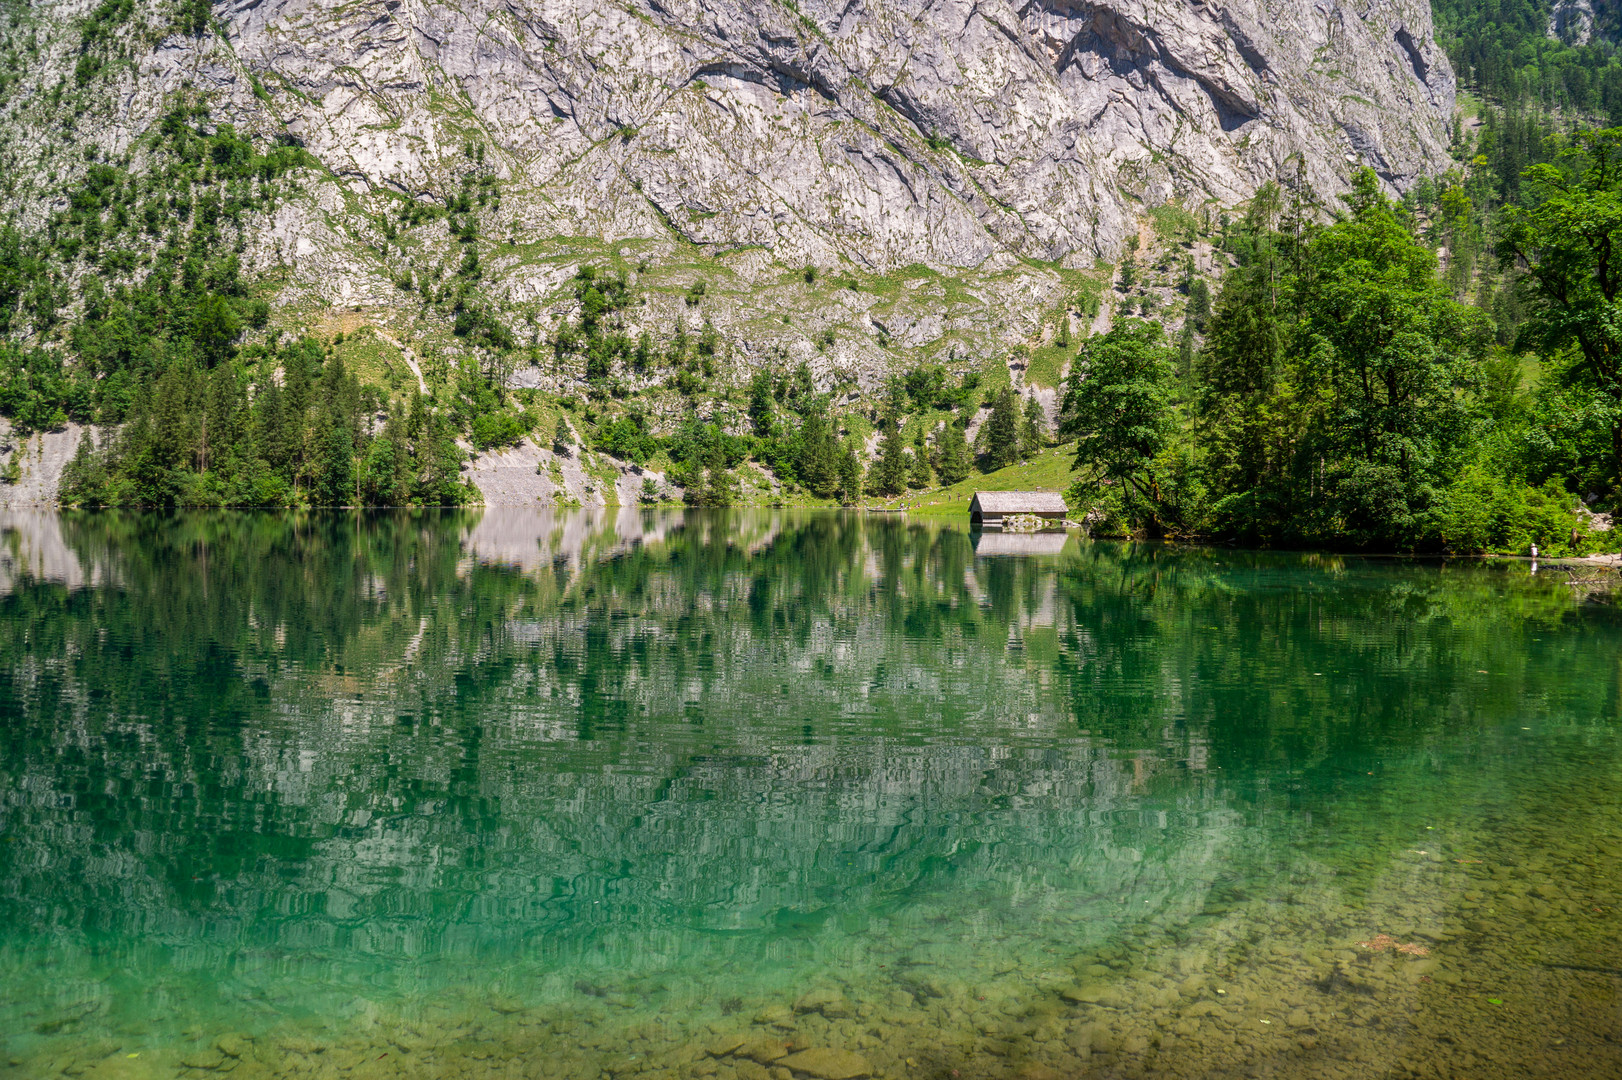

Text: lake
xmin=1 ymin=509 xmax=1618 ymax=1079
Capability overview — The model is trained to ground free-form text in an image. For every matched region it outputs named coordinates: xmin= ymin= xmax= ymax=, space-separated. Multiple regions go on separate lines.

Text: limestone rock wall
xmin=7 ymin=0 xmax=1454 ymax=277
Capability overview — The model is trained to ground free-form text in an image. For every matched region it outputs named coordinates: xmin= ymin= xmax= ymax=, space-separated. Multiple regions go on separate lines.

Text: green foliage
xmin=0 ymin=342 xmax=75 ymax=432
xmin=554 ymin=266 xmax=641 ymax=390
xmin=0 ymin=97 xmax=323 ymax=457
xmin=794 ymin=397 xmax=841 ymax=499
xmin=594 ymin=412 xmax=659 ymax=465
xmin=898 ymin=365 xmax=979 ymax=412
xmin=1062 ymin=319 xmax=1176 ymax=525
xmin=1149 ymin=203 xmax=1198 ymax=246
xmin=668 ymin=417 xmax=748 ymax=495
xmin=934 ymin=420 xmax=972 ymax=486
xmin=75 ymin=0 xmax=134 ymax=85
xmin=470 ymin=410 xmax=529 ymax=451
xmin=1434 ymin=466 xmax=1587 ymax=554
xmin=1305 ymin=172 xmax=1486 ymax=540
xmin=1021 ymin=395 xmax=1046 ymax=459
xmin=867 ymin=417 xmax=909 ymax=497
xmin=747 ymin=369 xmax=775 ymax=437
xmin=1190 ymin=173 xmax=1494 ymax=545
xmin=682 ymin=444 xmax=739 ymax=506
xmin=1187 ymin=277 xmax=1211 ymax=331
xmin=1055 ymin=161 xmax=1612 ymax=552
xmin=976 ymin=385 xmax=1023 ymax=472
xmin=837 ymin=440 xmax=863 ymax=504
xmin=1499 ymin=128 xmax=1622 ymax=497
xmin=905 ymin=428 xmax=931 ymax=488
xmin=452 ymin=300 xmax=514 ymax=351
xmin=1436 ymin=0 xmax=1622 ymax=120
xmin=180 ymin=0 xmax=212 ymax=36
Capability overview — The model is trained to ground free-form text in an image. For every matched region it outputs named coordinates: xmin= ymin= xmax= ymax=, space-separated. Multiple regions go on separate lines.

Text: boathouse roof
xmin=969 ymin=491 xmax=1069 ymax=516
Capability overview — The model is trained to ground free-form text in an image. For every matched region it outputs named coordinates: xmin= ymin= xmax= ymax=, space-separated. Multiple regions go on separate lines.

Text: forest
xmin=1436 ymin=0 xmax=1622 ymax=118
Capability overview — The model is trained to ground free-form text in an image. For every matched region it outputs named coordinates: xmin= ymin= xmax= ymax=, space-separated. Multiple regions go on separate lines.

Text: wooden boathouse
xmin=968 ymin=491 xmax=1068 ymax=527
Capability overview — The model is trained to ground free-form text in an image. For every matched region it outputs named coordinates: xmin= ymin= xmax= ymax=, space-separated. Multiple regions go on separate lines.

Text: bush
xmin=1433 ymin=466 xmax=1587 ymax=555
xmin=595 ymin=413 xmax=659 ymax=464
xmin=470 ymin=409 xmax=528 ymax=451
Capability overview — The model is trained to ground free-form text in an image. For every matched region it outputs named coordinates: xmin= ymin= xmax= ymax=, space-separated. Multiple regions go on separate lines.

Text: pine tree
xmin=747 ymin=370 xmax=775 ymax=437
xmin=1188 ymin=277 xmax=1211 ymax=330
xmin=200 ymin=363 xmax=244 ymax=479
xmin=59 ymin=429 xmax=106 ymax=505
xmin=909 ymin=428 xmax=932 ymax=487
xmin=251 ymin=372 xmax=280 ymax=469
xmin=312 ymin=352 xmax=360 ymax=504
xmin=837 ymin=441 xmax=863 ymax=505
xmin=1020 ymin=395 xmax=1046 ymax=459
xmin=935 ymin=420 xmax=971 ymax=485
xmin=795 ymin=397 xmax=840 ymax=498
xmin=977 ymin=386 xmax=1021 ymax=471
xmin=315 ymin=422 xmax=354 ymax=505
xmin=363 ymin=408 xmax=409 ymax=505
xmin=1119 ymin=235 xmax=1139 ymax=292
xmin=868 ymin=416 xmax=909 ymax=496
xmin=685 ymin=446 xmax=738 ymax=507
xmin=1176 ymin=324 xmax=1195 ymax=391
xmin=705 ymin=459 xmax=739 ymax=507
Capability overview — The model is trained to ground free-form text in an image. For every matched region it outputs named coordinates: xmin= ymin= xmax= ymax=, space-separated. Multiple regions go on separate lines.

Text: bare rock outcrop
xmin=6 ymin=1 xmax=1453 ymax=276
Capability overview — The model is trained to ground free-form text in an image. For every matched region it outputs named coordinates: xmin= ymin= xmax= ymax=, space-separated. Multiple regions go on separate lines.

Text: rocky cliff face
xmin=14 ymin=0 xmax=1456 ymax=259
xmin=0 ymin=0 xmax=1456 ymax=401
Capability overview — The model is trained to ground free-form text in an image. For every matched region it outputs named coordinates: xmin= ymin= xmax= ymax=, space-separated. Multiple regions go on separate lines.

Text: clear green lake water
xmin=0 ymin=508 xmax=1619 ymax=1080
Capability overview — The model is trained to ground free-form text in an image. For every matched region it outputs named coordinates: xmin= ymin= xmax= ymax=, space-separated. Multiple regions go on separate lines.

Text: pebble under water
xmin=0 ymin=508 xmax=1619 ymax=1080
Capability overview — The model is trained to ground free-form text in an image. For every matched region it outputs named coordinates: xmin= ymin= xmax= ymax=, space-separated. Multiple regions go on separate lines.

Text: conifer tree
xmin=255 ymin=377 xmax=288 ymax=481
xmin=684 ymin=446 xmax=738 ymax=507
xmin=795 ymin=397 xmax=840 ymax=498
xmin=59 ymin=429 xmax=105 ymax=505
xmin=837 ymin=441 xmax=863 ymax=505
xmin=977 ymin=386 xmax=1021 ymax=471
xmin=705 ymin=457 xmax=739 ymax=507
xmin=1188 ymin=277 xmax=1211 ymax=330
xmin=313 ymin=353 xmax=359 ymax=504
xmin=868 ymin=416 xmax=909 ymax=496
xmin=747 ymin=370 xmax=775 ymax=437
xmin=363 ymin=409 xmax=408 ymax=506
xmin=909 ymin=428 xmax=932 ymax=487
xmin=1021 ymin=395 xmax=1046 ymax=459
xmin=935 ymin=420 xmax=972 ymax=485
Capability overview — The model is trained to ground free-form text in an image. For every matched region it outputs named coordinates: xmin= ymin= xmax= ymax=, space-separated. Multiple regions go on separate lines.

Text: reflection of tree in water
xmin=1054 ymin=543 xmax=1614 ymax=765
xmin=0 ymin=510 xmax=1618 ymax=1010
xmin=0 ymin=512 xmax=1198 ymax=976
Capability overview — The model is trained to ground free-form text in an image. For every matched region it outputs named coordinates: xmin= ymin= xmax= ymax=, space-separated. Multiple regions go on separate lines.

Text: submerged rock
xmin=707 ymin=1035 xmax=748 ymax=1058
xmin=753 ymin=1005 xmax=793 ymax=1027
xmin=793 ymin=989 xmax=853 ymax=1019
xmin=738 ymin=1038 xmax=792 ymax=1065
xmin=777 ymin=1048 xmax=873 ymax=1080
xmin=1058 ymin=984 xmax=1122 ymax=1008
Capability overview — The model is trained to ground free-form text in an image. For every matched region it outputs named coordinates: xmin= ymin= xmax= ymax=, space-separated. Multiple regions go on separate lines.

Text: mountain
xmin=5 ymin=0 xmax=1455 ymax=313
xmin=0 ymin=0 xmax=1458 ymax=508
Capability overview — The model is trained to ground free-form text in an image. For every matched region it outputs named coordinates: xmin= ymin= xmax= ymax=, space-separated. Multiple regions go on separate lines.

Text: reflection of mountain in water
xmin=0 ymin=511 xmax=114 ymax=595
xmin=0 ymin=510 xmax=1233 ymax=996
xmin=0 ymin=509 xmax=1612 ymax=1013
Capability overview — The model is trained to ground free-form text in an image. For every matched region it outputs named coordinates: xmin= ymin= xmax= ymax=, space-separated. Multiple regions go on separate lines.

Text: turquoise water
xmin=0 ymin=509 xmax=1619 ymax=1079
